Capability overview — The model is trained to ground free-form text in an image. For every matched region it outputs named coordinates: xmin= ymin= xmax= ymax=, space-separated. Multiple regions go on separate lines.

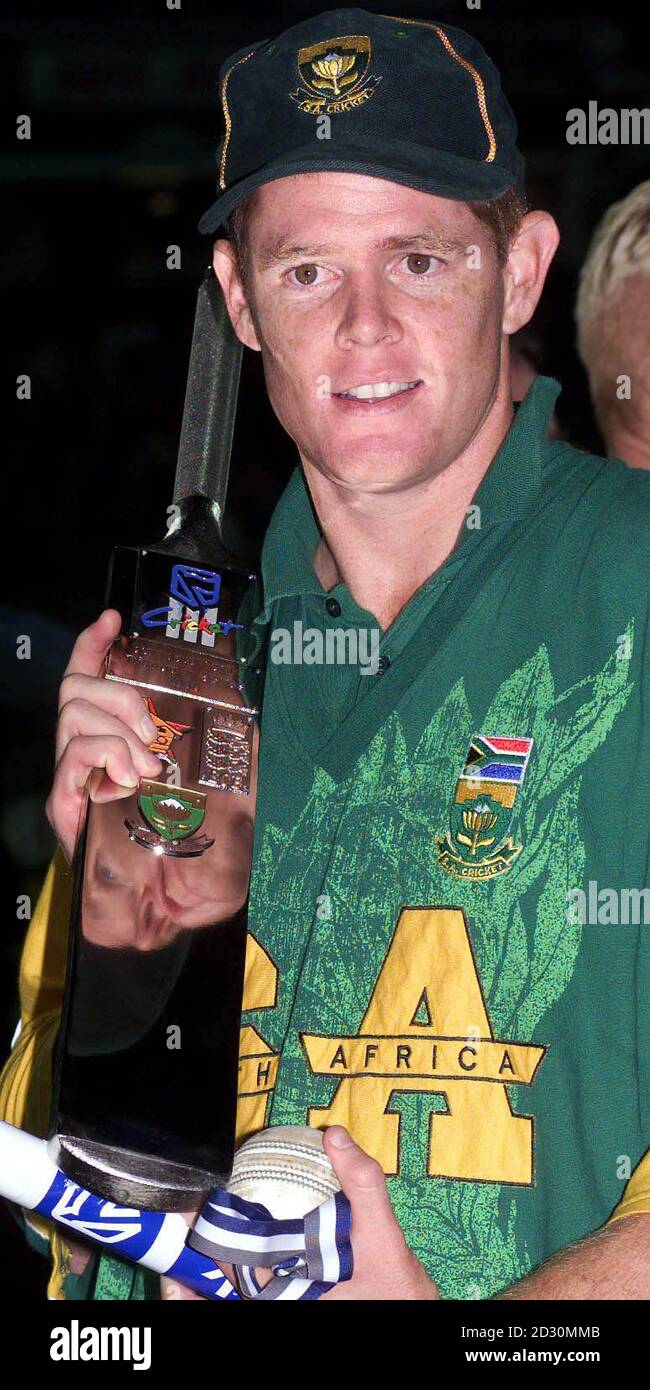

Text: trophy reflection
xmin=82 ymin=760 xmax=256 ymax=949
xmin=81 ymin=631 xmax=258 ymax=950
xmin=51 ymin=623 xmax=259 ymax=1208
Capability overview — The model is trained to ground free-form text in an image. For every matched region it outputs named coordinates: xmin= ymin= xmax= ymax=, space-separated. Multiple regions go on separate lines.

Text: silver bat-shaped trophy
xmin=48 ymin=267 xmax=260 ymax=1212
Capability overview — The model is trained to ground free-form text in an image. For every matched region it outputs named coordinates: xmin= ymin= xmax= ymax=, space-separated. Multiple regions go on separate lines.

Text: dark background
xmin=1 ymin=0 xmax=646 ymax=1294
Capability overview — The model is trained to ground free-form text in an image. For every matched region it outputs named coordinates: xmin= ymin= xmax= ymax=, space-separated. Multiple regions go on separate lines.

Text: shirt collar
xmin=258 ymin=374 xmax=563 ymax=612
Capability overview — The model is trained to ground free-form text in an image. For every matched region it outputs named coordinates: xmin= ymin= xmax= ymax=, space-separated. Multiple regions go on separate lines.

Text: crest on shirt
xmin=289 ymin=35 xmax=382 ymax=115
xmin=436 ymin=734 xmax=533 ymax=880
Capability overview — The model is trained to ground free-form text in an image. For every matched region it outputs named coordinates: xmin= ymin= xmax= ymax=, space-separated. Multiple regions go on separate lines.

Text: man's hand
xmin=183 ymin=1128 xmax=439 ymax=1302
xmin=320 ymin=1127 xmax=439 ymax=1301
xmin=45 ymin=609 xmax=163 ymax=862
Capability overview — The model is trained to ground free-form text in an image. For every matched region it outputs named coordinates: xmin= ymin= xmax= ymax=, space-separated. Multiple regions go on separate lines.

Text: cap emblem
xmin=289 ymin=34 xmax=382 ymax=115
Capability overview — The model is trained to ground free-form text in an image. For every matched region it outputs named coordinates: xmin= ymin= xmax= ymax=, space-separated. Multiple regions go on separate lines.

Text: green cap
xmin=198 ymin=8 xmax=526 ymax=236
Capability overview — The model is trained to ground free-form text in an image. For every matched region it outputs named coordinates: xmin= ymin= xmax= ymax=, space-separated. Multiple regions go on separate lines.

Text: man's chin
xmin=310 ymin=459 xmax=440 ymax=494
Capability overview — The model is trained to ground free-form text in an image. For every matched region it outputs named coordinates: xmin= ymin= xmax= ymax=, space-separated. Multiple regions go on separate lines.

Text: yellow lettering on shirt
xmin=236 ymin=935 xmax=279 ymax=1144
xmin=302 ymin=908 xmax=546 ymax=1183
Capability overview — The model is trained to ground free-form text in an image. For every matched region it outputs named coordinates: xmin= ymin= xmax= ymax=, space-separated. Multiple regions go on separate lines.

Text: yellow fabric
xmin=608 ymin=1151 xmax=650 ymax=1222
xmin=0 ymin=849 xmax=73 ymax=1298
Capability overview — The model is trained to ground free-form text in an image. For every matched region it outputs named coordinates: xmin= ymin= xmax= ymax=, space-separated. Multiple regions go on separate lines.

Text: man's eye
xmin=97 ymin=861 xmax=120 ymax=884
xmin=287 ymin=263 xmax=325 ymax=288
xmin=401 ymin=253 xmax=443 ymax=276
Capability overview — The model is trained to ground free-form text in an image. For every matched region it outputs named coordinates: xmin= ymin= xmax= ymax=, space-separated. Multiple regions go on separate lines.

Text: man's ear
xmin=502 ymin=211 xmax=560 ymax=336
xmin=211 ymin=239 xmax=262 ymax=352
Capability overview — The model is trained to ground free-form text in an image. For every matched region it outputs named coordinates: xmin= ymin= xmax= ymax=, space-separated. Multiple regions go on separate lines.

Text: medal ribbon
xmin=189 ymin=1187 xmax=353 ymax=1300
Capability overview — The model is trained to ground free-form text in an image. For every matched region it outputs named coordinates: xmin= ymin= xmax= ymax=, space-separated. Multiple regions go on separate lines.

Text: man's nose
xmin=334 ymin=272 xmax=403 ymax=349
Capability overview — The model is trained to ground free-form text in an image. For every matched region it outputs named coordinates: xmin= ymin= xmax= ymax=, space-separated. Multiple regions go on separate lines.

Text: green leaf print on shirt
xmin=246 ymin=628 xmax=634 ymax=1297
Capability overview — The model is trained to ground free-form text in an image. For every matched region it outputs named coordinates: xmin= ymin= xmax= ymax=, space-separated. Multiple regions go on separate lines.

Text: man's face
xmin=237 ymin=172 xmax=508 ymax=493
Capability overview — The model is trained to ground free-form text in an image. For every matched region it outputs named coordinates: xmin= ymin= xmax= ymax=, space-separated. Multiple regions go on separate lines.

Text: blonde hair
xmin=575 ymin=181 xmax=650 ymax=436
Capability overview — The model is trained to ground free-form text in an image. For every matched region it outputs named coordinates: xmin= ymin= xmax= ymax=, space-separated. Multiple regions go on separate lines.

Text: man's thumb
xmin=323 ymin=1126 xmax=393 ymax=1224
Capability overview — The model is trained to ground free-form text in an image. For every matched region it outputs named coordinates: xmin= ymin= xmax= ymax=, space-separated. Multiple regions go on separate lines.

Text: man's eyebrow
xmin=255 ymin=228 xmax=469 ymax=269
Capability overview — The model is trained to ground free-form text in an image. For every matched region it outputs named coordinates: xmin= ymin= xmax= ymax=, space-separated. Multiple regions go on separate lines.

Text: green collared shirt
xmin=239 ymin=374 xmax=650 ymax=1298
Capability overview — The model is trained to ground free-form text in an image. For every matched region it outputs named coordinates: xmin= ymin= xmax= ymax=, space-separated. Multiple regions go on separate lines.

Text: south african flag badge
xmin=436 ymin=734 xmax=534 ymax=881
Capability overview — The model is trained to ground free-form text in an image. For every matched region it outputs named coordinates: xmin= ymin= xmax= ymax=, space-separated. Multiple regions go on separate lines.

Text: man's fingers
xmin=50 ymin=616 xmax=163 ymax=858
xmin=46 ymin=734 xmax=159 ymax=861
xmin=59 ymin=609 xmax=122 ymax=695
xmin=321 ymin=1127 xmax=433 ymax=1300
xmin=54 ymin=734 xmax=157 ymax=799
xmin=58 ymin=673 xmax=159 ymax=750
xmin=55 ymin=697 xmax=163 ymax=775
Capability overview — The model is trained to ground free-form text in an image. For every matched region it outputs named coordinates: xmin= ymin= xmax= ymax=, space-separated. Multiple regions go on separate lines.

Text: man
xmin=575 ymin=180 xmax=650 ymax=468
xmin=2 ymin=9 xmax=649 ymax=1301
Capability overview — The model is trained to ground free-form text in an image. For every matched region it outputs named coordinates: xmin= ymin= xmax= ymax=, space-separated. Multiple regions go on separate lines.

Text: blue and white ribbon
xmin=189 ymin=1187 xmax=353 ymax=1300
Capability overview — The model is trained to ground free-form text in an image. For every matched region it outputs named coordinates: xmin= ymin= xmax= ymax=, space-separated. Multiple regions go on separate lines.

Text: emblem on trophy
xmin=125 ymin=778 xmax=215 ymax=858
xmin=142 ymin=695 xmax=191 ymax=765
xmin=139 ymin=562 xmax=244 ymax=645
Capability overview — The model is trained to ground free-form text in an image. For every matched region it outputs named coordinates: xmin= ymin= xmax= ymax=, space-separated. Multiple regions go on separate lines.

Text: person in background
xmin=576 ymin=181 xmax=650 ymax=469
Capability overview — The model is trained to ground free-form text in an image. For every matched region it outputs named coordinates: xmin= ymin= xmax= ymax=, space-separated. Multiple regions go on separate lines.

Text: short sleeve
xmin=608 ymin=1151 xmax=650 ymax=1222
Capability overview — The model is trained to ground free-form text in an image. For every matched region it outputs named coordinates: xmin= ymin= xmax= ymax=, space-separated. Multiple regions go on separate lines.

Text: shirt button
xmin=377 ymin=654 xmax=391 ymax=674
xmin=325 ymin=598 xmax=342 ymax=617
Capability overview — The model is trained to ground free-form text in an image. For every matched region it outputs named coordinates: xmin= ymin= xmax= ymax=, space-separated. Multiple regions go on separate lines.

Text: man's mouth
xmin=334 ymin=379 xmax=421 ymax=401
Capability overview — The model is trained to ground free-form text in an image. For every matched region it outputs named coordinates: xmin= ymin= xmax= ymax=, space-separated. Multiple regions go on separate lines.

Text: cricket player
xmin=2 ymin=9 xmax=649 ymax=1300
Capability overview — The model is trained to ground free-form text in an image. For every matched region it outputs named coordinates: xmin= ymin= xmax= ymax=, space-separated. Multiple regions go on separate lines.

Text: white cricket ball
xmin=227 ymin=1125 xmax=341 ymax=1220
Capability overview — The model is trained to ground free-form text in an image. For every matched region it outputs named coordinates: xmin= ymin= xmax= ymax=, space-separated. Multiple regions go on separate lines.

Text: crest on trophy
xmin=125 ymin=778 xmax=215 ymax=858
